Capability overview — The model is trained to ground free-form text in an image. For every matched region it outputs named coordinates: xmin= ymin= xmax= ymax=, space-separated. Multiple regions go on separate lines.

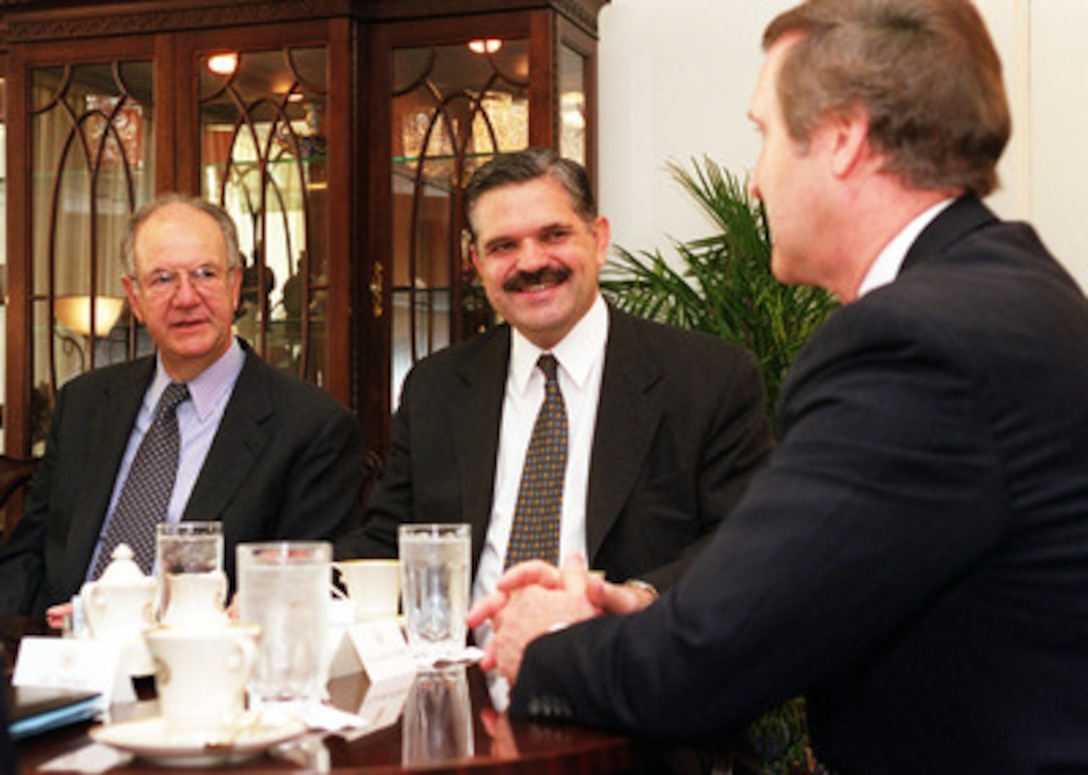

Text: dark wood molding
xmin=3 ymin=0 xmax=353 ymax=43
xmin=2 ymin=0 xmax=608 ymax=43
xmin=357 ymin=0 xmax=607 ymax=37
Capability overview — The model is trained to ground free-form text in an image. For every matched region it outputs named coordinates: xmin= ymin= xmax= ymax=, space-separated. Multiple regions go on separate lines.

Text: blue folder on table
xmin=6 ymin=686 xmax=102 ymax=740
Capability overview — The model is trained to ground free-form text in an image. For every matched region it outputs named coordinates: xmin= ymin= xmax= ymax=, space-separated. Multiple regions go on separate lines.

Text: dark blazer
xmin=341 ymin=305 xmax=772 ymax=590
xmin=0 ymin=341 xmax=364 ymax=616
xmin=512 ymin=198 xmax=1088 ymax=773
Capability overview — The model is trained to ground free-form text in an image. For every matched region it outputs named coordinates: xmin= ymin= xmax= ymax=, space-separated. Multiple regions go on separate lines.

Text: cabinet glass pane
xmin=29 ymin=60 xmax=154 ymax=419
xmin=559 ymin=45 xmax=587 ymax=167
xmin=390 ymin=39 xmax=528 ymax=405
xmin=199 ymin=47 xmax=329 ymax=387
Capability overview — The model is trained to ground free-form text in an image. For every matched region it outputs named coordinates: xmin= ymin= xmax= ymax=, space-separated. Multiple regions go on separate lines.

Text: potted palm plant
xmin=601 ymin=157 xmax=837 ymax=774
xmin=600 ymin=156 xmax=837 ymax=422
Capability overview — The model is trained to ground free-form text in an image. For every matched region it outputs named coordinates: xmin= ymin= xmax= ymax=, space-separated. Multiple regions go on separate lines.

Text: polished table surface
xmin=2 ymin=616 xmax=639 ymax=774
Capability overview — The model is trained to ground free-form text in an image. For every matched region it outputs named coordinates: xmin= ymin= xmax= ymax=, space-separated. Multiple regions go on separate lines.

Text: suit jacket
xmin=341 ymin=305 xmax=772 ymax=591
xmin=512 ymin=198 xmax=1088 ymax=773
xmin=0 ymin=341 xmax=364 ymax=616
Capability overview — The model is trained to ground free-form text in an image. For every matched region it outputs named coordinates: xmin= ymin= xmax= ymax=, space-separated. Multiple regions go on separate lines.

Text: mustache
xmin=502 ymin=266 xmax=571 ymax=292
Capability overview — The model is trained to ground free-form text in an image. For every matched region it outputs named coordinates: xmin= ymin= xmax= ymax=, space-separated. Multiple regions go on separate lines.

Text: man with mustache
xmin=342 ymin=147 xmax=772 ymax=624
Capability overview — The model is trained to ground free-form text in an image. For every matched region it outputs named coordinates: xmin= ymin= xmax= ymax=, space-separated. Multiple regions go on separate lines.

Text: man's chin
xmin=164 ymin=330 xmax=224 ymax=361
xmin=508 ymin=313 xmax=577 ymax=348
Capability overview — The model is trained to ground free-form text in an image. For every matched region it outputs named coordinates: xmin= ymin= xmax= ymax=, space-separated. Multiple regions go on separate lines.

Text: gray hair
xmin=121 ymin=193 xmax=241 ymax=277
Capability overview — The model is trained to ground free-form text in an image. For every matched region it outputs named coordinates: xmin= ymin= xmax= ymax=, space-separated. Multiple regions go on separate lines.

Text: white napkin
xmin=415 ymin=645 xmax=485 ymax=669
xmin=250 ymin=699 xmax=367 ymax=733
xmin=301 ymin=702 xmax=370 ymax=732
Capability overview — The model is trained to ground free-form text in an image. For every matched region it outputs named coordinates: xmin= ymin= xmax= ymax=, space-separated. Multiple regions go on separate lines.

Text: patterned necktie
xmin=505 ymin=354 xmax=568 ymax=568
xmin=92 ymin=382 xmax=190 ymax=578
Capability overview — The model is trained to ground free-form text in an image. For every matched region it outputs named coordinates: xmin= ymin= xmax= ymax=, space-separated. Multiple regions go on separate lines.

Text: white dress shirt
xmin=857 ymin=198 xmax=955 ymax=298
xmin=471 ymin=294 xmax=609 ymax=607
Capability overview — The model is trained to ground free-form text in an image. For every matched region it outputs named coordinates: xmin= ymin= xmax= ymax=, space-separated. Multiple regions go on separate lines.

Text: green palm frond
xmin=601 ymin=156 xmax=837 ymax=421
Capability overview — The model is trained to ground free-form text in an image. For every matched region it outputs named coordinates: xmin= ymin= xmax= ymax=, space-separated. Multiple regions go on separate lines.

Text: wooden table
xmin=3 ymin=616 xmax=637 ymax=773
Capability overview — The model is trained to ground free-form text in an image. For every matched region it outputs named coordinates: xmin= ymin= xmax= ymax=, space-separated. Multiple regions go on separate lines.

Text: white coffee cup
xmin=144 ymin=624 xmax=260 ymax=733
xmin=335 ymin=559 xmax=400 ymax=621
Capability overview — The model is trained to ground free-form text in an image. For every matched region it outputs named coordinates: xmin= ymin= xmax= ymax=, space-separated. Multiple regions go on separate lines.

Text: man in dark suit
xmin=469 ymin=1 xmax=1088 ymax=772
xmin=0 ymin=194 xmax=362 ymax=617
xmin=342 ymin=148 xmax=772 ymax=608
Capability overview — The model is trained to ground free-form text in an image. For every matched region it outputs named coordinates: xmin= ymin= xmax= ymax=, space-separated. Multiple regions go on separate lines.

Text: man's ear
xmin=122 ymin=275 xmax=145 ymax=324
xmin=592 ymin=215 xmax=611 ymax=268
xmin=228 ymin=264 xmax=243 ymax=311
xmin=828 ymin=109 xmax=872 ymax=179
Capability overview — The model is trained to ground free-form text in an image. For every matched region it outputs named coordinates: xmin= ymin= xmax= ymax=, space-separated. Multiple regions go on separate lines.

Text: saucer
xmin=90 ymin=714 xmax=307 ymax=768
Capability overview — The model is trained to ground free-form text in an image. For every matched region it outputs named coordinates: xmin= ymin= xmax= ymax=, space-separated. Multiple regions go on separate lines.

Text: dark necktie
xmin=505 ymin=354 xmax=568 ymax=568
xmin=92 ymin=382 xmax=190 ymax=578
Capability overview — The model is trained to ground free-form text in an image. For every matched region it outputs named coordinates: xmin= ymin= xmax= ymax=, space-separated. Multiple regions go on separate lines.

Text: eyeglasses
xmin=136 ymin=265 xmax=228 ymax=300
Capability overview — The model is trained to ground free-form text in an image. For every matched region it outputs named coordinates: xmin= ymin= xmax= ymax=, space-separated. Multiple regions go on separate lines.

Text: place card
xmin=13 ymin=637 xmax=136 ymax=705
xmin=348 ymin=619 xmax=416 ymax=684
xmin=327 ymin=629 xmax=363 ymax=679
xmin=350 ymin=671 xmax=414 ymax=739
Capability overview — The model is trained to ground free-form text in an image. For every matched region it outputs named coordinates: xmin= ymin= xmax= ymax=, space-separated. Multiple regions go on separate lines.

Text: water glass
xmin=236 ymin=541 xmax=332 ymax=710
xmin=155 ymin=521 xmax=226 ymax=627
xmin=398 ymin=524 xmax=470 ymax=663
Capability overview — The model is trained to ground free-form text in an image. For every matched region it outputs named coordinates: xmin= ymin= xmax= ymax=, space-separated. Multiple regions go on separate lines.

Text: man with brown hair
xmin=470 ymin=1 xmax=1088 ymax=771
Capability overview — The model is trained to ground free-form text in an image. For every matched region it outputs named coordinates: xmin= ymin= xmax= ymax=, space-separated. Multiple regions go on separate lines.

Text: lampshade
xmin=54 ymin=295 xmax=125 ymax=338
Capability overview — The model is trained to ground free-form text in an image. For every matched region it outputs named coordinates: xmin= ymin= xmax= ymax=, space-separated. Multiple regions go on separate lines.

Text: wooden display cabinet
xmin=0 ymin=0 xmax=607 ymax=460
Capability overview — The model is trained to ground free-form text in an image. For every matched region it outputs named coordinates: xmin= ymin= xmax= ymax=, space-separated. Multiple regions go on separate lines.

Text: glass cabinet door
xmin=389 ymin=37 xmax=530 ymax=405
xmin=28 ymin=58 xmax=154 ymax=450
xmin=198 ymin=46 xmax=330 ymax=387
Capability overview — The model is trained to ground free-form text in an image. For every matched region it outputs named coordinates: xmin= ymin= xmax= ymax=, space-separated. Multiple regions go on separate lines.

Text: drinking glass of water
xmin=398 ymin=524 xmax=470 ymax=664
xmin=236 ymin=541 xmax=332 ymax=715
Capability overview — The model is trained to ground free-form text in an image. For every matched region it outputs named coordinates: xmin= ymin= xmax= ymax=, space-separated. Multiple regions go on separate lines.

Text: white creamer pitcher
xmin=80 ymin=544 xmax=158 ymax=674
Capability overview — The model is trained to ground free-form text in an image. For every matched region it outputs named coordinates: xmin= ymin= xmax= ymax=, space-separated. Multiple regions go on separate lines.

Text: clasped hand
xmin=465 ymin=552 xmax=656 ymax=685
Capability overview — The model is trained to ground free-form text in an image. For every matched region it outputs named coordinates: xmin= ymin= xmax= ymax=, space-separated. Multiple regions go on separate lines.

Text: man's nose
xmin=514 ymin=239 xmax=550 ymax=271
xmin=172 ymin=272 xmax=200 ymax=304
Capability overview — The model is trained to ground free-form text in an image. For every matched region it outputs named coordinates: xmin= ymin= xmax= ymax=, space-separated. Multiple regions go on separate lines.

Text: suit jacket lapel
xmin=64 ymin=359 xmax=154 ymax=584
xmin=585 ymin=308 xmax=665 ymax=559
xmin=183 ymin=351 xmax=270 ymax=522
xmin=451 ymin=328 xmax=509 ymax=571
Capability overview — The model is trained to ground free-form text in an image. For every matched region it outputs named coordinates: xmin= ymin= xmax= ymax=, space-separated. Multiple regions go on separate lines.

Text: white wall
xmin=1028 ymin=0 xmax=1088 ymax=287
xmin=598 ymin=0 xmax=1088 ymax=291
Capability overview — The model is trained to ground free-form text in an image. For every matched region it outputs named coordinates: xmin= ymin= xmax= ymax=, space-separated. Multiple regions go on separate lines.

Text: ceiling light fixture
xmin=207 ymin=53 xmax=239 ymax=76
xmin=467 ymin=39 xmax=502 ymax=55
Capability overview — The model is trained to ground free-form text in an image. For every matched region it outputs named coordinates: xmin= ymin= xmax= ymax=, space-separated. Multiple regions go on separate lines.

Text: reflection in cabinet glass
xmin=559 ymin=45 xmax=587 ymax=166
xmin=390 ymin=39 xmax=530 ymax=406
xmin=29 ymin=60 xmax=154 ymax=449
xmin=199 ymin=46 xmax=330 ymax=387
